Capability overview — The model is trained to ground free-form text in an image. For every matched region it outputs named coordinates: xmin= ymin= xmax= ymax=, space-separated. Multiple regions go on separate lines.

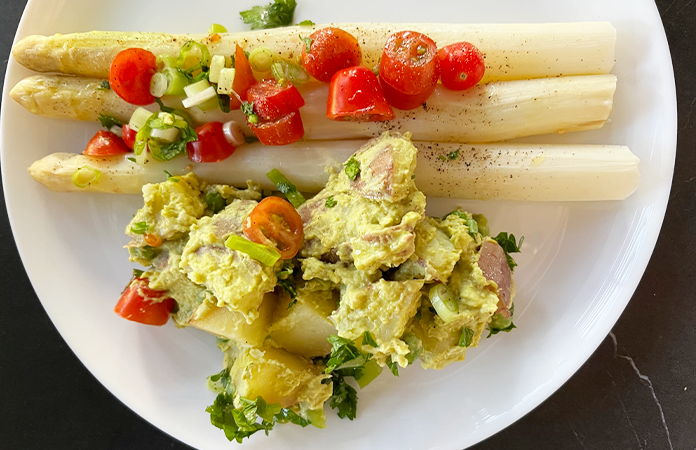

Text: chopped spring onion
xmin=129 ymin=107 xmax=154 ymax=132
xmin=208 ymin=54 xmax=227 ymax=83
xmin=150 ymin=127 xmax=180 ymax=143
xmin=222 ymin=121 xmax=246 ymax=147
xmin=182 ymin=80 xmax=218 ymax=110
xmin=225 ymin=234 xmax=281 ymax=266
xmin=217 ymin=68 xmax=236 ymax=95
xmin=356 ymin=360 xmax=383 ymax=388
xmin=133 ymin=111 xmax=158 ymax=156
xmin=161 ymin=67 xmax=188 ymax=96
xmin=176 ymin=41 xmax=211 ymax=75
xmin=270 ymin=60 xmax=310 ymax=85
xmin=208 ymin=23 xmax=228 ymax=34
xmin=248 ymin=47 xmax=274 ymax=72
xmin=71 ymin=165 xmax=101 ymax=188
xmin=150 ymin=72 xmax=168 ymax=98
xmin=429 ymin=283 xmax=459 ymax=323
xmin=267 ymin=168 xmax=306 ymax=208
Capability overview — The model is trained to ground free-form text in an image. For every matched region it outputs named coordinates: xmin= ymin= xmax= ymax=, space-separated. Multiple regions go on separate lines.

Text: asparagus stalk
xmin=12 ymin=22 xmax=616 ymax=83
xmin=28 ymin=141 xmax=639 ymax=201
xmin=11 ymin=74 xmax=616 ymax=143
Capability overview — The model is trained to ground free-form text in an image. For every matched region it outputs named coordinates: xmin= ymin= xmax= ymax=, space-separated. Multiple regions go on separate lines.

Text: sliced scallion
xmin=176 ymin=41 xmax=211 ymax=74
xmin=129 ymin=107 xmax=154 ymax=132
xmin=225 ymin=234 xmax=281 ymax=266
xmin=266 ymin=168 xmax=306 ymax=208
xmin=216 ymin=68 xmax=237 ymax=95
xmin=248 ymin=47 xmax=274 ymax=72
xmin=429 ymin=284 xmax=459 ymax=323
xmin=162 ymin=67 xmax=189 ymax=96
xmin=208 ymin=54 xmax=227 ymax=83
xmin=356 ymin=359 xmax=383 ymax=388
xmin=150 ymin=72 xmax=168 ymax=98
xmin=72 ymin=165 xmax=101 ymax=188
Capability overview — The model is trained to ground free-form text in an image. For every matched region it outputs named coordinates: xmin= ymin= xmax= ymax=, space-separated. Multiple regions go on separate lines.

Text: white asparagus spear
xmin=28 ymin=141 xmax=640 ymax=201
xmin=11 ymin=74 xmax=616 ymax=143
xmin=12 ymin=23 xmax=616 ymax=82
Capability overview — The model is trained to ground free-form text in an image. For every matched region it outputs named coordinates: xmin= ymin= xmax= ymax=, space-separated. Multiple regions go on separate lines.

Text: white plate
xmin=1 ymin=0 xmax=676 ymax=449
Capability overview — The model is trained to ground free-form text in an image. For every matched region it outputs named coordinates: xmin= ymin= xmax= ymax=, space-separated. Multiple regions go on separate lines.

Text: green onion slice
xmin=177 ymin=41 xmax=211 ymax=75
xmin=72 ymin=166 xmax=101 ymax=188
xmin=429 ymin=283 xmax=459 ymax=323
xmin=248 ymin=47 xmax=275 ymax=72
xmin=225 ymin=234 xmax=281 ymax=266
xmin=266 ymin=168 xmax=306 ymax=208
xmin=356 ymin=359 xmax=383 ymax=388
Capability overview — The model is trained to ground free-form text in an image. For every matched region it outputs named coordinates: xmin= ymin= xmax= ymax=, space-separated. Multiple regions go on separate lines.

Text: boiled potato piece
xmin=189 ymin=293 xmax=277 ymax=348
xmin=269 ymin=289 xmax=337 ymax=358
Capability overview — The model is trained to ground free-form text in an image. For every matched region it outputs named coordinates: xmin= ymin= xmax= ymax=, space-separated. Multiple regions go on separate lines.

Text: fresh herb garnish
xmin=299 ymin=35 xmax=313 ymax=53
xmin=241 ymin=101 xmax=259 ymax=124
xmin=361 ymin=331 xmax=377 ymax=347
xmin=386 ymin=356 xmax=399 ymax=377
xmin=128 ymin=245 xmax=159 ymax=261
xmin=127 ymin=157 xmax=136 ymax=163
xmin=276 ymin=262 xmax=298 ymax=308
xmin=164 ymin=170 xmax=179 ymax=182
xmin=444 ymin=209 xmax=480 ymax=239
xmin=97 ymin=113 xmax=124 ymax=129
xmin=487 ymin=304 xmax=516 ymax=337
xmin=298 ymin=20 xmax=315 ymax=26
xmin=97 ymin=80 xmax=111 ymax=91
xmin=325 ymin=196 xmax=337 ymax=208
xmin=323 ymin=335 xmax=374 ymax=420
xmin=458 ymin=327 xmax=474 ymax=348
xmin=492 ymin=232 xmax=524 ymax=271
xmin=402 ymin=332 xmax=422 ymax=365
xmin=205 ymin=190 xmax=226 ymax=214
xmin=130 ymin=221 xmax=148 ymax=235
xmin=267 ymin=169 xmax=306 ymax=208
xmin=132 ymin=269 xmax=144 ymax=278
xmin=344 ymin=158 xmax=361 ymax=181
xmin=239 ymin=0 xmax=297 ymax=30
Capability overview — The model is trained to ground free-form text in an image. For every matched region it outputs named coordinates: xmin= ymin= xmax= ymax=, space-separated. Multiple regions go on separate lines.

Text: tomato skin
xmin=109 ymin=48 xmax=157 ymax=106
xmin=229 ymin=44 xmax=257 ymax=110
xmin=121 ymin=124 xmax=137 ymax=150
xmin=243 ymin=196 xmax=304 ymax=259
xmin=327 ymin=66 xmax=395 ymax=121
xmin=114 ymin=277 xmax=175 ymax=326
xmin=301 ymin=27 xmax=362 ymax=83
xmin=379 ymin=31 xmax=439 ymax=96
xmin=83 ymin=130 xmax=131 ymax=156
xmin=379 ymin=76 xmax=436 ymax=110
xmin=186 ymin=122 xmax=236 ymax=163
xmin=248 ymin=111 xmax=304 ymax=146
xmin=246 ymin=80 xmax=305 ymax=120
xmin=437 ymin=42 xmax=486 ymax=90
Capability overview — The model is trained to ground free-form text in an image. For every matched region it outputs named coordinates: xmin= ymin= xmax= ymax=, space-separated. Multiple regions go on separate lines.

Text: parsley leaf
xmin=298 ymin=20 xmax=315 ymax=26
xmin=327 ymin=374 xmax=358 ymax=420
xmin=344 ymin=158 xmax=361 ymax=181
xmin=97 ymin=113 xmax=124 ymax=130
xmin=205 ymin=190 xmax=226 ymax=214
xmin=96 ymin=80 xmax=111 ymax=91
xmin=325 ymin=196 xmax=337 ymax=208
xmin=457 ymin=327 xmax=474 ymax=348
xmin=492 ymin=232 xmax=524 ymax=271
xmin=241 ymin=101 xmax=259 ymax=124
xmin=240 ymin=0 xmax=297 ymax=30
xmin=299 ymin=35 xmax=313 ymax=53
xmin=447 ymin=149 xmax=460 ymax=160
xmin=386 ymin=356 xmax=399 ymax=377
xmin=361 ymin=331 xmax=377 ymax=347
xmin=276 ymin=262 xmax=298 ymax=309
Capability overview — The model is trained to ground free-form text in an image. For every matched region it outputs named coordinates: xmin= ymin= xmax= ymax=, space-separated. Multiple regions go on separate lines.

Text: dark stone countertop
xmin=1 ymin=1 xmax=694 ymax=449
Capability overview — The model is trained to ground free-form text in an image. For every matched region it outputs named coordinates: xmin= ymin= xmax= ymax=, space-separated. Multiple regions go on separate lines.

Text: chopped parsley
xmin=298 ymin=20 xmax=315 ymax=26
xmin=240 ymin=0 xmax=297 ymax=30
xmin=325 ymin=196 xmax=337 ymax=208
xmin=386 ymin=356 xmax=399 ymax=377
xmin=361 ymin=331 xmax=377 ymax=347
xmin=299 ymin=35 xmax=313 ymax=53
xmin=492 ymin=232 xmax=524 ymax=271
xmin=241 ymin=101 xmax=259 ymax=124
xmin=323 ymin=335 xmax=375 ymax=420
xmin=205 ymin=190 xmax=226 ymax=214
xmin=96 ymin=80 xmax=111 ymax=91
xmin=344 ymin=157 xmax=361 ymax=181
xmin=276 ymin=262 xmax=298 ymax=309
xmin=97 ymin=113 xmax=124 ymax=130
xmin=457 ymin=327 xmax=474 ymax=348
xmin=132 ymin=269 xmax=144 ymax=278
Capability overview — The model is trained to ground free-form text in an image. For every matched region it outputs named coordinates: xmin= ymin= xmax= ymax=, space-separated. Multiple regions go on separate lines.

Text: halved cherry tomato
xmin=109 ymin=48 xmax=157 ymax=106
xmin=229 ymin=44 xmax=257 ymax=109
xmin=247 ymin=111 xmax=304 ymax=146
xmin=114 ymin=277 xmax=176 ymax=326
xmin=378 ymin=78 xmax=435 ymax=111
xmin=186 ymin=121 xmax=236 ymax=163
xmin=301 ymin=27 xmax=362 ymax=83
xmin=122 ymin=124 xmax=137 ymax=150
xmin=83 ymin=130 xmax=131 ymax=156
xmin=327 ymin=66 xmax=395 ymax=121
xmin=437 ymin=42 xmax=486 ymax=91
xmin=246 ymin=79 xmax=305 ymax=120
xmin=243 ymin=196 xmax=304 ymax=259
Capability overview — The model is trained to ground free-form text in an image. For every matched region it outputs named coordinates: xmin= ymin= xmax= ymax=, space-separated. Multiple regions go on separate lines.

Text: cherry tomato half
xmin=186 ymin=121 xmax=236 ymax=163
xmin=327 ymin=66 xmax=395 ymax=121
xmin=122 ymin=124 xmax=137 ymax=150
xmin=301 ymin=27 xmax=362 ymax=83
xmin=379 ymin=31 xmax=439 ymax=96
xmin=378 ymin=77 xmax=435 ymax=110
xmin=246 ymin=79 xmax=305 ymax=121
xmin=83 ymin=130 xmax=131 ymax=156
xmin=243 ymin=196 xmax=304 ymax=259
xmin=229 ymin=44 xmax=257 ymax=110
xmin=109 ymin=48 xmax=157 ymax=106
xmin=114 ymin=277 xmax=176 ymax=326
xmin=437 ymin=42 xmax=486 ymax=91
xmin=247 ymin=110 xmax=304 ymax=146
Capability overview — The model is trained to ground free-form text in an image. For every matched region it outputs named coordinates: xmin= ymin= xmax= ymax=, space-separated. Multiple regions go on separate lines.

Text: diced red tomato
xmin=144 ymin=233 xmax=163 ymax=247
xmin=114 ymin=277 xmax=176 ymax=326
xmin=229 ymin=44 xmax=257 ymax=109
xmin=378 ymin=31 xmax=439 ymax=110
xmin=243 ymin=196 xmax=304 ymax=259
xmin=121 ymin=124 xmax=137 ymax=150
xmin=109 ymin=48 xmax=157 ymax=106
xmin=301 ymin=27 xmax=362 ymax=83
xmin=247 ymin=111 xmax=304 ymax=146
xmin=83 ymin=130 xmax=131 ymax=156
xmin=186 ymin=121 xmax=236 ymax=163
xmin=437 ymin=42 xmax=486 ymax=91
xmin=327 ymin=66 xmax=394 ymax=121
xmin=246 ymin=79 xmax=305 ymax=121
